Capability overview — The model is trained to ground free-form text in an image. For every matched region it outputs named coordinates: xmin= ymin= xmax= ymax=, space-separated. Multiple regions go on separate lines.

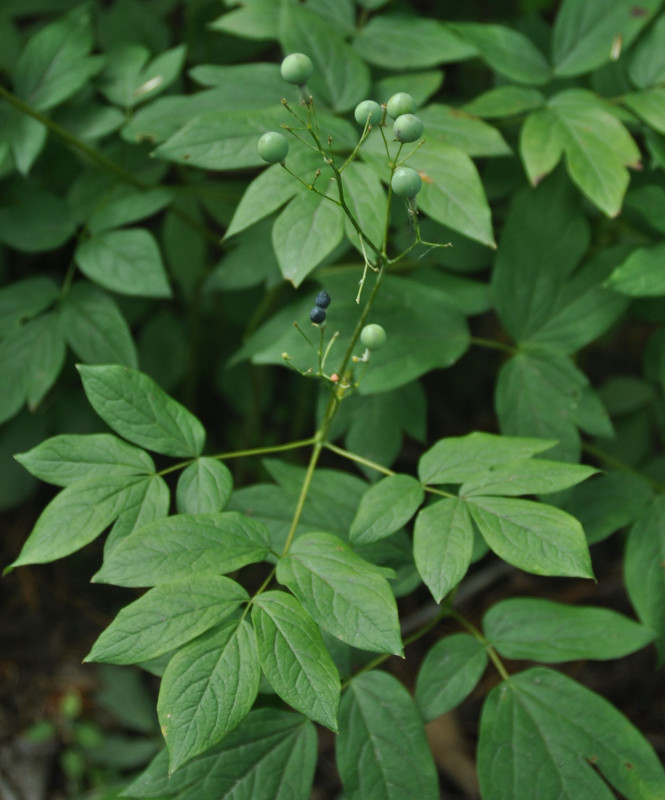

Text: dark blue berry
xmin=310 ymin=307 xmax=326 ymax=324
xmin=315 ymin=290 xmax=331 ymax=309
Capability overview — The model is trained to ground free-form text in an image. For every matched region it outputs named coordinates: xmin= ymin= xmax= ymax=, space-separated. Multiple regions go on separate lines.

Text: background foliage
xmin=2 ymin=0 xmax=665 ymax=798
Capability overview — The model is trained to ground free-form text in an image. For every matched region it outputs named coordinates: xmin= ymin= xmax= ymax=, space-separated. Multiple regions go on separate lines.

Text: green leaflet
xmin=176 ymin=457 xmax=233 ymax=514
xmin=413 ymin=498 xmax=474 ymax=603
xmin=0 ymin=276 xmax=58 ymax=338
xmin=74 ymin=228 xmax=172 ymax=299
xmin=98 ymin=43 xmax=186 ymax=109
xmin=341 ymin=161 xmax=387 ymax=254
xmin=158 ymin=618 xmax=260 ymax=772
xmin=336 ymin=671 xmax=439 ymax=800
xmin=418 ymin=104 xmax=511 ymax=157
xmin=252 ymin=591 xmax=340 ymax=731
xmin=59 ymin=281 xmax=138 ymax=367
xmin=484 ymin=598 xmax=654 ymax=662
xmin=625 ymin=495 xmax=665 ymax=662
xmin=628 ymin=13 xmax=665 ymax=88
xmin=552 ymin=0 xmax=659 ymax=77
xmin=7 ymin=474 xmax=155 ymax=569
xmin=415 ymin=633 xmax=488 ymax=721
xmin=463 ymin=86 xmax=545 ymax=118
xmin=85 ymin=575 xmax=248 ymax=664
xmin=467 ymin=495 xmax=594 ymax=579
xmin=276 ymin=532 xmax=403 ymax=655
xmin=86 ymin=186 xmax=173 ymax=234
xmin=93 ymin=511 xmax=270 ymax=587
xmin=0 ymin=182 xmax=76 ymax=253
xmin=78 ymin=364 xmax=206 ymax=457
xmin=460 ymin=459 xmax=598 ymax=497
xmin=125 ymin=709 xmax=317 ymax=800
xmin=418 ymin=431 xmax=554 ymax=485
xmin=352 ymin=15 xmax=475 ymax=69
xmin=350 ymin=474 xmax=424 ymax=545
xmin=104 ymin=473 xmax=170 ymax=554
xmin=16 ymin=433 xmax=154 ymax=488
xmin=606 ymin=244 xmax=665 ymax=297
xmin=478 ymin=667 xmax=665 ymax=800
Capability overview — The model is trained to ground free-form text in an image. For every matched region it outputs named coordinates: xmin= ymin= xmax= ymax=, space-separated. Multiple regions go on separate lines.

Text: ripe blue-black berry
xmin=386 ymin=92 xmax=415 ymax=119
xmin=391 ymin=167 xmax=422 ymax=198
xmin=315 ymin=290 xmax=331 ymax=309
xmin=257 ymin=132 xmax=289 ymax=164
xmin=310 ymin=307 xmax=326 ymax=324
xmin=281 ymin=53 xmax=314 ymax=85
xmin=354 ymin=100 xmax=383 ymax=127
xmin=393 ymin=114 xmax=424 ymax=143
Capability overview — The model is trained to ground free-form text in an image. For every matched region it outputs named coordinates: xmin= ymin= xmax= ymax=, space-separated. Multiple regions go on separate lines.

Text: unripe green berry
xmin=354 ymin=99 xmax=383 ymax=127
xmin=393 ymin=113 xmax=424 ymax=143
xmin=281 ymin=53 xmax=314 ymax=85
xmin=257 ymin=131 xmax=289 ymax=164
xmin=391 ymin=167 xmax=422 ymax=198
xmin=386 ymin=92 xmax=415 ymax=119
xmin=361 ymin=323 xmax=387 ymax=350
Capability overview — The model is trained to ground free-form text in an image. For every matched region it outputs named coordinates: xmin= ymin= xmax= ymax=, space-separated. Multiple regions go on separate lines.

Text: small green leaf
xmin=606 ymin=244 xmax=665 ymax=297
xmin=0 ymin=183 xmax=76 ymax=253
xmin=75 ymin=229 xmax=172 ymax=299
xmin=158 ymin=618 xmax=260 ymax=772
xmin=8 ymin=474 xmax=153 ymax=569
xmin=337 ymin=671 xmax=439 ymax=800
xmin=104 ymin=474 xmax=170 ymax=555
xmin=624 ymin=88 xmax=665 ymax=136
xmin=86 ymin=187 xmax=172 ymax=235
xmin=13 ymin=6 xmax=103 ymax=111
xmin=552 ymin=0 xmax=659 ymax=77
xmin=350 ymin=474 xmax=424 ymax=545
xmin=85 ymin=576 xmax=248 ymax=664
xmin=467 ymin=495 xmax=594 ymax=579
xmin=99 ymin=43 xmax=186 ymax=109
xmin=484 ymin=598 xmax=655 ymax=662
xmin=60 ymin=282 xmax=138 ymax=367
xmin=419 ymin=431 xmax=554 ymax=485
xmin=93 ymin=511 xmax=270 ymax=587
xmin=519 ymin=109 xmax=565 ymax=186
xmin=419 ymin=104 xmax=511 ymax=157
xmin=415 ymin=633 xmax=488 ymax=721
xmin=625 ymin=496 xmax=665 ymax=662
xmin=272 ymin=188 xmax=345 ymax=287
xmin=341 ymin=161 xmax=387 ymax=254
xmin=461 ymin=459 xmax=598 ymax=497
xmin=0 ymin=276 xmax=58 ymax=338
xmin=78 ymin=364 xmax=206 ymax=457
xmin=463 ymin=86 xmax=545 ymax=118
xmin=413 ymin=498 xmax=474 ymax=603
xmin=15 ymin=433 xmax=154 ymax=487
xmin=253 ymin=591 xmax=340 ymax=731
xmin=21 ymin=313 xmax=66 ymax=409
xmin=276 ymin=532 xmax=403 ymax=655
xmin=628 ymin=13 xmax=665 ymax=88
xmin=478 ymin=667 xmax=665 ymax=799
xmin=125 ymin=709 xmax=316 ymax=800
xmin=176 ymin=458 xmax=233 ymax=514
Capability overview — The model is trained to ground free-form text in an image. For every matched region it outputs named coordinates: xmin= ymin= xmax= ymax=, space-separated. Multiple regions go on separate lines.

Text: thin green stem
xmin=155 ymin=437 xmax=317 ymax=477
xmin=450 ymin=610 xmax=511 ymax=682
xmin=324 ymin=442 xmax=395 ymax=477
xmin=470 ymin=336 xmax=517 ymax=356
xmin=0 ymin=83 xmax=221 ymax=249
xmin=583 ymin=441 xmax=663 ymax=491
xmin=425 ymin=485 xmax=457 ymax=499
xmin=281 ymin=441 xmax=323 ymax=556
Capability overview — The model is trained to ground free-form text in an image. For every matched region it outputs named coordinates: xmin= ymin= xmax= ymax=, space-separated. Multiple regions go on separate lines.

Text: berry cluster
xmin=310 ymin=290 xmax=331 ymax=325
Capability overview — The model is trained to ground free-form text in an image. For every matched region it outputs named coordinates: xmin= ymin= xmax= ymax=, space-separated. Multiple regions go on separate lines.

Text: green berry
xmin=281 ymin=53 xmax=314 ymax=85
xmin=354 ymin=100 xmax=383 ymax=127
xmin=393 ymin=114 xmax=424 ymax=143
xmin=391 ymin=167 xmax=422 ymax=198
xmin=386 ymin=92 xmax=415 ymax=119
xmin=361 ymin=323 xmax=387 ymax=351
xmin=257 ymin=131 xmax=289 ymax=164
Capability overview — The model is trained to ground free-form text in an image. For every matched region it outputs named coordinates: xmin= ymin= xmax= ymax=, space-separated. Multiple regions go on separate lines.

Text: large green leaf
xmin=0 ymin=182 xmax=76 ymax=253
xmin=463 ymin=86 xmax=545 ymax=118
xmin=7 ymin=474 xmax=154 ymax=569
xmin=418 ymin=431 xmax=554 ymax=485
xmin=460 ymin=459 xmax=597 ymax=497
xmin=60 ymin=282 xmax=138 ymax=367
xmin=158 ymin=618 xmax=260 ymax=772
xmin=276 ymin=532 xmax=403 ymax=655
xmin=415 ymin=633 xmax=488 ymax=721
xmin=13 ymin=5 xmax=103 ymax=111
xmin=467 ymin=495 xmax=594 ymax=578
xmin=125 ymin=710 xmax=317 ymax=800
xmin=552 ymin=0 xmax=659 ymax=77
xmin=625 ymin=496 xmax=665 ymax=662
xmin=413 ymin=498 xmax=474 ymax=603
xmin=78 ymin=364 xmax=206 ymax=457
xmin=93 ymin=511 xmax=270 ymax=587
xmin=337 ymin=671 xmax=439 ymax=800
xmin=16 ymin=433 xmax=154 ymax=487
xmin=85 ymin=576 xmax=248 ymax=664
xmin=484 ymin=598 xmax=654 ymax=662
xmin=452 ymin=22 xmax=551 ymax=85
xmin=419 ymin=104 xmax=511 ymax=157
xmin=350 ymin=474 xmax=424 ymax=545
xmin=279 ymin=4 xmax=369 ymax=112
xmin=86 ymin=187 xmax=172 ymax=235
xmin=352 ymin=15 xmax=476 ymax=69
xmin=478 ymin=667 xmax=665 ymax=799
xmin=606 ymin=244 xmax=665 ymax=296
xmin=340 ymin=161 xmax=387 ymax=254
xmin=74 ymin=229 xmax=171 ymax=298
xmin=624 ymin=88 xmax=665 ymax=136
xmin=628 ymin=13 xmax=665 ymax=88
xmin=252 ymin=591 xmax=340 ymax=730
